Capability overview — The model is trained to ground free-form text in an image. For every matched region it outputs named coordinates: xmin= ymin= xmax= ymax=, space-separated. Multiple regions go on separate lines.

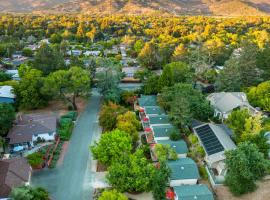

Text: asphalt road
xmin=31 ymin=90 xmax=101 ymax=200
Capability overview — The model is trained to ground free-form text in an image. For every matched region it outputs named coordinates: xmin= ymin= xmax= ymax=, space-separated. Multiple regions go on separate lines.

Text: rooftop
xmin=148 ymin=115 xmax=170 ymax=126
xmin=152 ymin=124 xmax=176 ymax=138
xmin=174 ymin=184 xmax=214 ymax=200
xmin=138 ymin=95 xmax=157 ymax=107
xmin=167 ymin=158 xmax=199 ymax=180
xmin=0 ymin=86 xmax=15 ymax=99
xmin=157 ymin=140 xmax=188 ymax=155
xmin=144 ymin=106 xmax=165 ymax=116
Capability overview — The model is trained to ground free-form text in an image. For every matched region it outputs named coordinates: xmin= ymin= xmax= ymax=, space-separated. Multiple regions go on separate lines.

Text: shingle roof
xmin=0 ymin=158 xmax=31 ymax=198
xmin=174 ymin=185 xmax=214 ymax=200
xmin=144 ymin=106 xmax=165 ymax=115
xmin=7 ymin=113 xmax=57 ymax=144
xmin=167 ymin=158 xmax=199 ymax=180
xmin=138 ymin=95 xmax=157 ymax=107
xmin=157 ymin=140 xmax=188 ymax=155
xmin=152 ymin=124 xmax=176 ymax=138
xmin=149 ymin=115 xmax=170 ymax=125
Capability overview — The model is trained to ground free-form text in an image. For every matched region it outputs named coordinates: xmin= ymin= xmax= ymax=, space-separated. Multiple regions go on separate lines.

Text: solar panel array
xmin=195 ymin=124 xmax=224 ymax=155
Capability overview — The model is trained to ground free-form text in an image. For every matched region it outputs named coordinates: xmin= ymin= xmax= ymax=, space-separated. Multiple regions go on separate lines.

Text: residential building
xmin=157 ymin=140 xmax=188 ymax=158
xmin=207 ymin=92 xmax=258 ymax=120
xmin=144 ymin=124 xmax=177 ymax=143
xmin=83 ymin=50 xmax=101 ymax=57
xmin=174 ymin=184 xmax=214 ymax=200
xmin=5 ymin=70 xmax=20 ymax=81
xmin=193 ymin=123 xmax=236 ymax=183
xmin=167 ymin=158 xmax=200 ymax=186
xmin=143 ymin=115 xmax=170 ymax=128
xmin=122 ymin=67 xmax=139 ymax=78
xmin=0 ymin=86 xmax=15 ymax=103
xmin=0 ymin=158 xmax=31 ymax=198
xmin=7 ymin=114 xmax=57 ymax=152
xmin=137 ymin=95 xmax=157 ymax=107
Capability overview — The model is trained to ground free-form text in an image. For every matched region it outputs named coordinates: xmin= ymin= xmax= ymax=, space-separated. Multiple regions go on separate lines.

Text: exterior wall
xmin=178 ymin=153 xmax=187 ymax=158
xmin=170 ymin=179 xmax=197 ymax=187
xmin=0 ymin=97 xmax=15 ymax=103
xmin=154 ymin=136 xmax=170 ymax=141
xmin=32 ymin=132 xmax=56 ymax=142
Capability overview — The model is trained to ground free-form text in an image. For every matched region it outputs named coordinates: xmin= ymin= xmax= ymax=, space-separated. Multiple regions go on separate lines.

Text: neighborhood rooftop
xmin=138 ymin=95 xmax=157 ymax=107
xmin=148 ymin=115 xmax=170 ymax=125
xmin=174 ymin=185 xmax=214 ymax=200
xmin=144 ymin=106 xmax=165 ymax=115
xmin=152 ymin=124 xmax=177 ymax=138
xmin=157 ymin=140 xmax=188 ymax=155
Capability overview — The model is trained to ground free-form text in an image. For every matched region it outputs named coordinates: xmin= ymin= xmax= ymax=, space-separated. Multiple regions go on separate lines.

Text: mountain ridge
xmin=0 ymin=0 xmax=269 ymax=16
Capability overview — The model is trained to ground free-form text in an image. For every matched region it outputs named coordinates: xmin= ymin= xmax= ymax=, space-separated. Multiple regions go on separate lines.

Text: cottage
xmin=0 ymin=158 xmax=31 ymax=198
xmin=193 ymin=123 xmax=236 ymax=181
xmin=143 ymin=115 xmax=170 ymax=128
xmin=174 ymin=185 xmax=214 ymax=200
xmin=137 ymin=95 xmax=157 ymax=107
xmin=150 ymin=124 xmax=176 ymax=141
xmin=207 ymin=92 xmax=258 ymax=120
xmin=167 ymin=158 xmax=200 ymax=186
xmin=7 ymin=114 xmax=57 ymax=152
xmin=157 ymin=140 xmax=188 ymax=158
xmin=144 ymin=106 xmax=165 ymax=116
xmin=0 ymin=86 xmax=15 ymax=103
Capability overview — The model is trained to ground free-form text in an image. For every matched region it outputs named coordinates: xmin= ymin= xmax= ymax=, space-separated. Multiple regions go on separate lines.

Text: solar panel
xmin=195 ymin=124 xmax=224 ymax=155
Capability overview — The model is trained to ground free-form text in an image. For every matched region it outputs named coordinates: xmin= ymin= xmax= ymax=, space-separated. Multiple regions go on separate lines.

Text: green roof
xmin=157 ymin=140 xmax=188 ymax=154
xmin=167 ymin=158 xmax=200 ymax=180
xmin=174 ymin=185 xmax=214 ymax=200
xmin=152 ymin=124 xmax=177 ymax=138
xmin=144 ymin=106 xmax=165 ymax=115
xmin=149 ymin=115 xmax=170 ymax=125
xmin=138 ymin=95 xmax=157 ymax=107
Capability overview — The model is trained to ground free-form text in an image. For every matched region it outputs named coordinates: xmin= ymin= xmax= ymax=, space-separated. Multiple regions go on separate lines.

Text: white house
xmin=207 ymin=92 xmax=258 ymax=120
xmin=7 ymin=114 xmax=57 ymax=152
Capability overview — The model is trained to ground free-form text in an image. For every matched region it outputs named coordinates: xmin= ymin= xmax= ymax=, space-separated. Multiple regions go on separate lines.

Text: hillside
xmin=0 ymin=0 xmax=269 ymax=16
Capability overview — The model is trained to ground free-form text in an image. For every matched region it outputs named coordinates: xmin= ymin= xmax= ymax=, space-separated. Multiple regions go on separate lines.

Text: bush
xmin=98 ymin=189 xmax=128 ymax=200
xmin=199 ymin=166 xmax=208 ymax=180
xmin=61 ymin=111 xmax=78 ymax=121
xmin=27 ymin=152 xmax=44 ymax=168
xmin=58 ymin=118 xmax=74 ymax=140
xmin=169 ymin=130 xmax=181 ymax=141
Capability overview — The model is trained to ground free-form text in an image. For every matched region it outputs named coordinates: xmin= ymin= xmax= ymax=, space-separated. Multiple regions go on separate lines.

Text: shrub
xmin=58 ymin=118 xmax=74 ymax=140
xmin=199 ymin=166 xmax=208 ymax=180
xmin=61 ymin=111 xmax=78 ymax=121
xmin=27 ymin=152 xmax=44 ymax=168
xmin=98 ymin=189 xmax=127 ymax=200
xmin=169 ymin=130 xmax=181 ymax=141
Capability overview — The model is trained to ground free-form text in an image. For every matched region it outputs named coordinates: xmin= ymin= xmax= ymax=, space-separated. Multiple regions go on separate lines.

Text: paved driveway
xmin=31 ymin=90 xmax=101 ymax=200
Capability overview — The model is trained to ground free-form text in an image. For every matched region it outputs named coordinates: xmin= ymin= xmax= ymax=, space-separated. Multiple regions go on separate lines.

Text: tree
xmin=15 ymin=66 xmax=49 ymax=110
xmin=152 ymin=162 xmax=171 ymax=200
xmin=91 ymin=129 xmax=133 ymax=166
xmin=225 ymin=109 xmax=250 ymax=142
xmin=241 ymin=115 xmax=263 ymax=141
xmin=99 ymin=102 xmax=127 ymax=131
xmin=256 ymin=45 xmax=270 ymax=80
xmin=154 ymin=144 xmax=178 ymax=161
xmin=43 ymin=67 xmax=91 ymax=110
xmin=22 ymin=48 xmax=33 ymax=57
xmin=98 ymin=190 xmax=127 ymax=200
xmin=0 ymin=103 xmax=15 ymax=137
xmin=10 ymin=186 xmax=49 ymax=200
xmin=106 ymin=149 xmax=156 ymax=193
xmin=0 ymin=71 xmax=11 ymax=82
xmin=142 ymin=74 xmax=160 ymax=95
xmin=26 ymin=152 xmax=44 ymax=168
xmin=32 ymin=43 xmax=65 ymax=75
xmin=225 ymin=142 xmax=270 ymax=196
xmin=49 ymin=33 xmax=62 ymax=44
xmin=138 ymin=41 xmax=161 ymax=70
xmin=158 ymin=61 xmax=193 ymax=89
xmin=172 ymin=43 xmax=188 ymax=62
xmin=133 ymin=39 xmax=144 ymax=55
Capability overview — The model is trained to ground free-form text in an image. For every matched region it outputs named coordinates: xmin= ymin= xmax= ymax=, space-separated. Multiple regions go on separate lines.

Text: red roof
xmin=143 ymin=117 xmax=149 ymax=122
xmin=166 ymin=189 xmax=175 ymax=200
xmin=144 ymin=127 xmax=152 ymax=132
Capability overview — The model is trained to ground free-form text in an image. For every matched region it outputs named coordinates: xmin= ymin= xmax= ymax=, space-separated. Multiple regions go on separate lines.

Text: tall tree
xmin=138 ymin=41 xmax=161 ymax=70
xmin=0 ymin=103 xmax=15 ymax=137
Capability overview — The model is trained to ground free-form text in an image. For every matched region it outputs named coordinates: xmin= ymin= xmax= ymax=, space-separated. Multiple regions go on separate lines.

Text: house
xmin=67 ymin=50 xmax=82 ymax=56
xmin=5 ymin=70 xmax=20 ymax=81
xmin=135 ymin=95 xmax=157 ymax=111
xmin=122 ymin=67 xmax=139 ymax=78
xmin=83 ymin=50 xmax=101 ymax=57
xmin=143 ymin=115 xmax=170 ymax=128
xmin=0 ymin=157 xmax=31 ymax=198
xmin=167 ymin=158 xmax=200 ymax=186
xmin=140 ymin=106 xmax=165 ymax=120
xmin=207 ymin=92 xmax=258 ymax=120
xmin=157 ymin=140 xmax=188 ymax=158
xmin=150 ymin=124 xmax=177 ymax=142
xmin=193 ymin=123 xmax=236 ymax=182
xmin=0 ymin=86 xmax=15 ymax=103
xmin=174 ymin=184 xmax=214 ymax=200
xmin=7 ymin=114 xmax=57 ymax=152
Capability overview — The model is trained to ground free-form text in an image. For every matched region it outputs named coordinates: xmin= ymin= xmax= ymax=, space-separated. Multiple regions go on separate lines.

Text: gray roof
xmin=0 ymin=158 xmax=31 ymax=198
xmin=149 ymin=115 xmax=170 ymax=125
xmin=152 ymin=124 xmax=176 ymax=138
xmin=174 ymin=185 xmax=214 ymax=200
xmin=0 ymin=86 xmax=15 ymax=99
xmin=167 ymin=158 xmax=199 ymax=180
xmin=144 ymin=106 xmax=165 ymax=115
xmin=7 ymin=114 xmax=57 ymax=144
xmin=138 ymin=95 xmax=157 ymax=107
xmin=157 ymin=140 xmax=188 ymax=154
xmin=207 ymin=92 xmax=252 ymax=113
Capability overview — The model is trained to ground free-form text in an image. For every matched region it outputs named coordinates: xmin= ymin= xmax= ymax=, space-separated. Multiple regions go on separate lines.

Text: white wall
xmin=170 ymin=179 xmax=197 ymax=187
xmin=32 ymin=132 xmax=56 ymax=142
xmin=154 ymin=136 xmax=170 ymax=141
xmin=178 ymin=153 xmax=187 ymax=158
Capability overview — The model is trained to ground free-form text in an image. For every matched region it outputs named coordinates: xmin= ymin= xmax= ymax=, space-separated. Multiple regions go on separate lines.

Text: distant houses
xmin=207 ymin=92 xmax=258 ymax=121
xmin=0 ymin=86 xmax=15 ymax=103
xmin=0 ymin=157 xmax=31 ymax=198
xmin=7 ymin=113 xmax=57 ymax=152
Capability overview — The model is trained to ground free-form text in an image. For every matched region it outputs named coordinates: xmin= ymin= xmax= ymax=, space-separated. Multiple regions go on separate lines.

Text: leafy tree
xmin=142 ymin=74 xmax=160 ymax=95
xmin=152 ymin=162 xmax=171 ymax=200
xmin=49 ymin=33 xmax=62 ymax=44
xmin=172 ymin=43 xmax=188 ymax=62
xmin=91 ymin=129 xmax=133 ymax=166
xmin=15 ymin=66 xmax=49 ymax=110
xmin=241 ymin=115 xmax=263 ymax=141
xmin=43 ymin=67 xmax=91 ymax=110
xmin=247 ymin=131 xmax=270 ymax=158
xmin=106 ymin=149 xmax=156 ymax=193
xmin=26 ymin=152 xmax=44 ymax=168
xmin=98 ymin=190 xmax=127 ymax=200
xmin=225 ymin=142 xmax=270 ymax=196
xmin=154 ymin=144 xmax=178 ymax=161
xmin=22 ymin=48 xmax=33 ymax=57
xmin=10 ymin=186 xmax=49 ymax=200
xmin=138 ymin=41 xmax=161 ymax=70
xmin=169 ymin=130 xmax=181 ymax=141
xmin=133 ymin=39 xmax=144 ymax=55
xmin=0 ymin=103 xmax=15 ymax=137
xmin=32 ymin=43 xmax=65 ymax=75
xmin=99 ymin=102 xmax=127 ymax=131
xmin=256 ymin=45 xmax=270 ymax=80
xmin=0 ymin=71 xmax=11 ymax=82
